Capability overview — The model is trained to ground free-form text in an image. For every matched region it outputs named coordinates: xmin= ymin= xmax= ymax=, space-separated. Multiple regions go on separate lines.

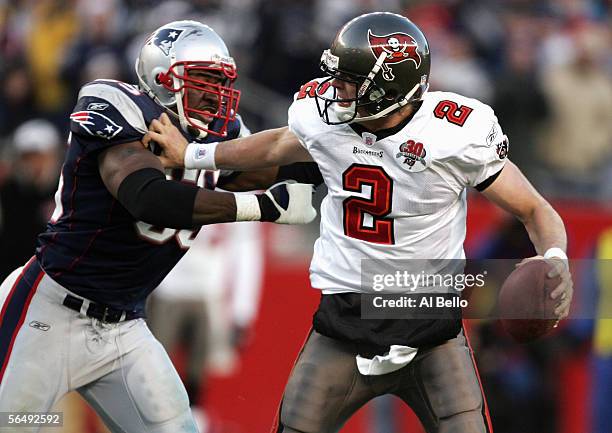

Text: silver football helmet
xmin=136 ymin=20 xmax=240 ymax=138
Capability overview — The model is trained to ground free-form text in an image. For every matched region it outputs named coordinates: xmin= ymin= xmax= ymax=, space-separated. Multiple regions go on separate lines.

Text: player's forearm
xmin=184 ymin=127 xmax=310 ymax=171
xmin=147 ymin=114 xmax=310 ymax=170
xmin=116 ymin=168 xmax=233 ymax=228
xmin=215 ymin=128 xmax=290 ymax=170
xmin=218 ymin=163 xmax=324 ymax=192
xmin=480 ymin=162 xmax=567 ymax=257
xmin=192 ymin=189 xmax=238 ymax=225
xmin=520 ymin=200 xmax=567 ymax=255
xmin=216 ymin=168 xmax=280 ymax=192
xmin=116 ymin=167 xmax=316 ymax=228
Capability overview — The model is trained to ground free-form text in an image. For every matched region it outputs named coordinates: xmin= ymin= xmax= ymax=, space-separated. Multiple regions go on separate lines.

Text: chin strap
xmin=357 ymin=52 xmax=387 ymax=98
xmin=351 ymin=82 xmax=425 ymax=123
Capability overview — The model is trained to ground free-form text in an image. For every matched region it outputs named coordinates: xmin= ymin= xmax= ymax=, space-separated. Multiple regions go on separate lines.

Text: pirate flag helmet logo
xmin=314 ymin=12 xmax=431 ymax=125
xmin=368 ymin=30 xmax=421 ymax=81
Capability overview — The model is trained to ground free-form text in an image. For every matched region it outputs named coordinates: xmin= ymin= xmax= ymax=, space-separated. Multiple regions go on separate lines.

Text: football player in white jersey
xmin=146 ymin=12 xmax=573 ymax=433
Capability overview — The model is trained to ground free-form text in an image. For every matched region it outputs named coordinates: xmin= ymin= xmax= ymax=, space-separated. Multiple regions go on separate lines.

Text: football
xmin=498 ymin=260 xmax=561 ymax=343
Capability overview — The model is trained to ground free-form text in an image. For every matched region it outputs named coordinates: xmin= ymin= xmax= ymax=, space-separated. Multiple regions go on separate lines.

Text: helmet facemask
xmin=156 ymin=59 xmax=240 ymax=138
xmin=315 ymin=49 xmax=424 ymax=125
xmin=315 ymin=50 xmax=385 ymax=124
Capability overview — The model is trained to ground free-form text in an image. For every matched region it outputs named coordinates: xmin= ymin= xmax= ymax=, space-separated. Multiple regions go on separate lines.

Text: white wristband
xmin=184 ymin=141 xmax=218 ymax=170
xmin=544 ymin=247 xmax=568 ymax=262
xmin=234 ymin=194 xmax=261 ymax=221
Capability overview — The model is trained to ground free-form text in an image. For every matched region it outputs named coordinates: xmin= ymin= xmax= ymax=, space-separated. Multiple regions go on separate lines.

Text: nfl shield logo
xmin=362 ymin=132 xmax=376 ymax=147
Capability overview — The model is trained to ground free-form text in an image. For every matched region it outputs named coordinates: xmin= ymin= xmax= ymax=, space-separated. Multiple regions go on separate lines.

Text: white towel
xmin=356 ymin=345 xmax=419 ymax=376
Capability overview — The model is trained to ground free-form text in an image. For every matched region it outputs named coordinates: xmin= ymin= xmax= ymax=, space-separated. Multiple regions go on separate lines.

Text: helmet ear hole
xmin=385 ymin=88 xmax=399 ymax=101
xmin=368 ymin=87 xmax=385 ymax=101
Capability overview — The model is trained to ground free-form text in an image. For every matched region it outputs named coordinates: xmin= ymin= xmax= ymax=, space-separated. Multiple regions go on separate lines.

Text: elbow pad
xmin=117 ymin=168 xmax=198 ymax=229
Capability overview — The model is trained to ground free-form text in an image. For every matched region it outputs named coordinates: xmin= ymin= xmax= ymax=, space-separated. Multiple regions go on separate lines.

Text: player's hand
xmin=143 ymin=113 xmax=188 ymax=168
xmin=515 ymin=255 xmax=573 ymax=321
xmin=257 ymin=182 xmax=317 ymax=224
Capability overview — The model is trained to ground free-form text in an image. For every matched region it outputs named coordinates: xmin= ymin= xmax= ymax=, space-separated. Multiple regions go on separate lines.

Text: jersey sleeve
xmin=223 ymin=113 xmax=251 ymax=142
xmin=69 ymin=82 xmax=148 ymax=154
xmin=236 ymin=113 xmax=251 ymax=138
xmin=287 ymin=96 xmax=310 ymax=150
xmin=287 ymin=78 xmax=330 ymax=151
xmin=456 ymin=112 xmax=509 ymax=189
xmin=288 ymin=78 xmax=342 ymax=153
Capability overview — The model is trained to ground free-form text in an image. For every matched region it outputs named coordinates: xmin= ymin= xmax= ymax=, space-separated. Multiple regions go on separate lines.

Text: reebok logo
xmin=29 ymin=321 xmax=51 ymax=331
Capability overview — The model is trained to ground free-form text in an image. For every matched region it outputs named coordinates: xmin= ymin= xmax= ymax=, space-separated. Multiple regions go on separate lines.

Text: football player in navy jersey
xmin=0 ymin=21 xmax=319 ymax=433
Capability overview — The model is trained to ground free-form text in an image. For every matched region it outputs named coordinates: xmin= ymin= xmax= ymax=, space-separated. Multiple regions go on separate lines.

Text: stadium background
xmin=0 ymin=0 xmax=611 ymax=432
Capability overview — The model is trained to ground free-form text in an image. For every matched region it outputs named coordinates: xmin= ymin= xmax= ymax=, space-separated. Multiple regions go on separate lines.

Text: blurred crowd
xmin=0 ymin=0 xmax=610 ymax=202
xmin=0 ymin=0 xmax=612 ymax=192
xmin=0 ymin=1 xmax=611 ymax=433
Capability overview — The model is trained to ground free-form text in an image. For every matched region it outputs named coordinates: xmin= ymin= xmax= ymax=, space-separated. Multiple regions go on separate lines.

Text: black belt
xmin=62 ymin=294 xmax=142 ymax=323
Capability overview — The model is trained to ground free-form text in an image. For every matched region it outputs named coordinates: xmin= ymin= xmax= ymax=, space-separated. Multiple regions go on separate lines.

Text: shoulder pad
xmin=422 ymin=92 xmax=508 ymax=187
xmin=288 ymin=78 xmax=334 ymax=150
xmin=70 ymin=81 xmax=150 ymax=153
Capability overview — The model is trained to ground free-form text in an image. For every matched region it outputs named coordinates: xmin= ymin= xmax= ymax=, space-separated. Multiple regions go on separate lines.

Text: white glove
xmin=235 ymin=182 xmax=317 ymax=224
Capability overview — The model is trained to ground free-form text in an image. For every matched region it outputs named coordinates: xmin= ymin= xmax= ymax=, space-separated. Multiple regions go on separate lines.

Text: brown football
xmin=498 ymin=260 xmax=561 ymax=343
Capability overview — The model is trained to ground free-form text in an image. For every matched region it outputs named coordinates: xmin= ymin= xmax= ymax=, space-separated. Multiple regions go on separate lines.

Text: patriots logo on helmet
xmin=368 ymin=30 xmax=421 ymax=81
xmin=70 ymin=111 xmax=123 ymax=140
xmin=153 ymin=28 xmax=184 ymax=56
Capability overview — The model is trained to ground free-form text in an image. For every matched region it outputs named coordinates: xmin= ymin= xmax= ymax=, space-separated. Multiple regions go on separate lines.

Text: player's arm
xmin=98 ymin=141 xmax=316 ymax=228
xmin=217 ymin=163 xmax=324 ymax=191
xmin=480 ymin=161 xmax=572 ymax=318
xmin=216 ymin=168 xmax=280 ymax=191
xmin=213 ymin=126 xmax=312 ymax=170
xmin=480 ymin=161 xmax=566 ymax=254
xmin=143 ymin=113 xmax=311 ymax=170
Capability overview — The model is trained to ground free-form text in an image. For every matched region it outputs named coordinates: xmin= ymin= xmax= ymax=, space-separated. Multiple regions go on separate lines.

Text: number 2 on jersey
xmin=342 ymin=164 xmax=394 ymax=245
xmin=433 ymin=100 xmax=473 ymax=126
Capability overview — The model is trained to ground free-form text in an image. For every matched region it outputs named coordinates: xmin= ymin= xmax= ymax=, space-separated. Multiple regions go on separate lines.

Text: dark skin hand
xmin=98 ymin=140 xmax=239 ymax=226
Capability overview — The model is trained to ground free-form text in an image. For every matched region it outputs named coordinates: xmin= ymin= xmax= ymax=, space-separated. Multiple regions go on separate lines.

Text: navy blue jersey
xmin=36 ymin=79 xmax=246 ymax=313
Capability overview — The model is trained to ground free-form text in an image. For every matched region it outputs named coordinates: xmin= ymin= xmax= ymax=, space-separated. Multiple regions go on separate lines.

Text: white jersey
xmin=288 ymin=81 xmax=508 ymax=294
